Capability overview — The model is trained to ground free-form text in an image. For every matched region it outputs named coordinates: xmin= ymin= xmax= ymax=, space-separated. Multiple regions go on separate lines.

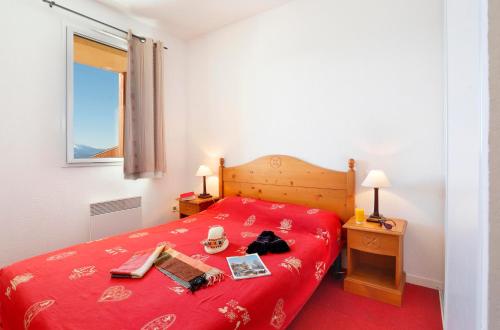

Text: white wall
xmin=489 ymin=0 xmax=500 ymax=327
xmin=186 ymin=0 xmax=444 ymax=288
xmin=0 ymin=0 xmax=188 ymax=266
xmin=444 ymin=0 xmax=489 ymax=328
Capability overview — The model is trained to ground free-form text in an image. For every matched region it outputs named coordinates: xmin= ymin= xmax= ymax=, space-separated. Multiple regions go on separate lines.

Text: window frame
xmin=66 ymin=25 xmax=127 ymax=165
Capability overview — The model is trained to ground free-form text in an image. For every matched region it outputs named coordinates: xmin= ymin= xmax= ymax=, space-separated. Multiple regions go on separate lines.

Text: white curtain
xmin=124 ymin=31 xmax=166 ymax=179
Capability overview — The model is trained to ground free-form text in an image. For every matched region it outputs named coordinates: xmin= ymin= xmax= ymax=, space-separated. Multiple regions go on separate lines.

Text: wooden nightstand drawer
xmin=348 ymin=229 xmax=399 ymax=256
xmin=179 ymin=202 xmax=199 ymax=216
xmin=178 ymin=197 xmax=219 ymax=218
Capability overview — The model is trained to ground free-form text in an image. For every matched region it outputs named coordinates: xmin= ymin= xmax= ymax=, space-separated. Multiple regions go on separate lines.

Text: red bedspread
xmin=0 ymin=197 xmax=341 ymax=330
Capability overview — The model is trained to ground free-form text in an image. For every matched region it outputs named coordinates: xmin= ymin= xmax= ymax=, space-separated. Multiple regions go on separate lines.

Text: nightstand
xmin=179 ymin=197 xmax=219 ymax=218
xmin=343 ymin=217 xmax=407 ymax=306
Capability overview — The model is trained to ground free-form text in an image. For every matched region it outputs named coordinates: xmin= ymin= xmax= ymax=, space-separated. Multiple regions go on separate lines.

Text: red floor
xmin=289 ymin=270 xmax=443 ymax=330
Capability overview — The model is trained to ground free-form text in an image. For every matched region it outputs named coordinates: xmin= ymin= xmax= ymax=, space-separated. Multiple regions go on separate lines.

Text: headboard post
xmin=346 ymin=158 xmax=356 ymax=220
xmin=219 ymin=158 xmax=225 ymax=198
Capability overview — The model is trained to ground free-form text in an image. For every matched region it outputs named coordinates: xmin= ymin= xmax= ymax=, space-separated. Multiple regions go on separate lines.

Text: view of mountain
xmin=74 ymin=144 xmax=105 ymax=159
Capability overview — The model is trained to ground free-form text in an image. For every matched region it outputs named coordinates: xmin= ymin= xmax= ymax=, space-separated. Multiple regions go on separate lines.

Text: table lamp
xmin=362 ymin=170 xmax=391 ymax=221
xmin=196 ymin=165 xmax=213 ymax=199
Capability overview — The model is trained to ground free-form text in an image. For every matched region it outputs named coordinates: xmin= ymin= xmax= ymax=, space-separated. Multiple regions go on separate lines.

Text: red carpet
xmin=289 ymin=270 xmax=443 ymax=330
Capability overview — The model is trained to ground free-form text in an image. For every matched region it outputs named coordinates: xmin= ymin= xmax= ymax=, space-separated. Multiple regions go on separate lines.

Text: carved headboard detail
xmin=218 ymin=155 xmax=355 ymax=223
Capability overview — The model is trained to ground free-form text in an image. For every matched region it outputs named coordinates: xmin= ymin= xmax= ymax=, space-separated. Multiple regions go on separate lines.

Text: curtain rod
xmin=41 ymin=0 xmax=168 ymax=50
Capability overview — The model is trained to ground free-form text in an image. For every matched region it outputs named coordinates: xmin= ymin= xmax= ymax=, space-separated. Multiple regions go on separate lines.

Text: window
xmin=66 ymin=27 xmax=127 ymax=164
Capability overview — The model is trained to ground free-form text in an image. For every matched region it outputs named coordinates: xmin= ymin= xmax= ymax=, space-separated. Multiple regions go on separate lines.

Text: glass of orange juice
xmin=355 ymin=208 xmax=365 ymax=224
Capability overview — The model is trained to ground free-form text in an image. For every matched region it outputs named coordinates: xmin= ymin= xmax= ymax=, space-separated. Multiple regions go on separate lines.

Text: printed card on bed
xmin=226 ymin=253 xmax=271 ymax=280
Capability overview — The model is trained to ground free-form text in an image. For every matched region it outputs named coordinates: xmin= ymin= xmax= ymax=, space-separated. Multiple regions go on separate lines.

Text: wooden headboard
xmin=218 ymin=155 xmax=355 ymax=223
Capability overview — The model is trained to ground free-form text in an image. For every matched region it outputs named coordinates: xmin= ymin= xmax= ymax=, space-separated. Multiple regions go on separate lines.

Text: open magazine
xmin=110 ymin=245 xmax=165 ymax=278
xmin=226 ymin=253 xmax=271 ymax=280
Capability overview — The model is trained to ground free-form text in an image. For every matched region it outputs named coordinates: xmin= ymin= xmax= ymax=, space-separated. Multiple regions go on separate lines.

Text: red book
xmin=179 ymin=192 xmax=196 ymax=201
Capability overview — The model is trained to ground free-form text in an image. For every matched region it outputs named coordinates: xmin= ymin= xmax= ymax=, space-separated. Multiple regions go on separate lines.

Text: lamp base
xmin=367 ymin=215 xmax=388 ymax=223
xmin=367 ymin=214 xmax=383 ymax=222
xmin=198 ymin=193 xmax=212 ymax=199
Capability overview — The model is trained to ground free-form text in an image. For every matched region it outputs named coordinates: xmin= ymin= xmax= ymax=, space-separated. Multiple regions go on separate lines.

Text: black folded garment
xmin=246 ymin=231 xmax=290 ymax=256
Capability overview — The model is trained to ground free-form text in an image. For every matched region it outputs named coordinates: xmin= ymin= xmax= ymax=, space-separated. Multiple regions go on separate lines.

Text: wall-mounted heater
xmin=89 ymin=197 xmax=142 ymax=240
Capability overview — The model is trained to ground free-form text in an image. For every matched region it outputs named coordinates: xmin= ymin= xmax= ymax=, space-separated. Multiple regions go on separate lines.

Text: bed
xmin=0 ymin=155 xmax=355 ymax=330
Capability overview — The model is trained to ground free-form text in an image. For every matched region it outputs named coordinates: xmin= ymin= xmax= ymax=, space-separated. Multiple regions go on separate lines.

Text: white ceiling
xmin=95 ymin=0 xmax=293 ymax=40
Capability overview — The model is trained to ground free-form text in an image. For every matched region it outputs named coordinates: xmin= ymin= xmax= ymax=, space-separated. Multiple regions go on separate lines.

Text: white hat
xmin=203 ymin=226 xmax=229 ymax=254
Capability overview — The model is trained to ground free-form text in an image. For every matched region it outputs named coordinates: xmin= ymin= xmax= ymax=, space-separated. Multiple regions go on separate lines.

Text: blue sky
xmin=227 ymin=254 xmax=263 ymax=264
xmin=73 ymin=63 xmax=119 ymax=149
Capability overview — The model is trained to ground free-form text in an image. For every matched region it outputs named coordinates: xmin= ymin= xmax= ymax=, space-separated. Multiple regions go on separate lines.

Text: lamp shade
xmin=361 ymin=170 xmax=391 ymax=188
xmin=196 ymin=165 xmax=213 ymax=177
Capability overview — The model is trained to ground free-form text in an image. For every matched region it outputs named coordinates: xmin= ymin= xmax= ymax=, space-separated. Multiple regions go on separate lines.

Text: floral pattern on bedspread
xmin=0 ymin=196 xmax=342 ymax=330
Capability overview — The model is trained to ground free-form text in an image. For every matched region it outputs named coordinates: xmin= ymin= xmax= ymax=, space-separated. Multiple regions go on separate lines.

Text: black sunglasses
xmin=379 ymin=219 xmax=397 ymax=230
